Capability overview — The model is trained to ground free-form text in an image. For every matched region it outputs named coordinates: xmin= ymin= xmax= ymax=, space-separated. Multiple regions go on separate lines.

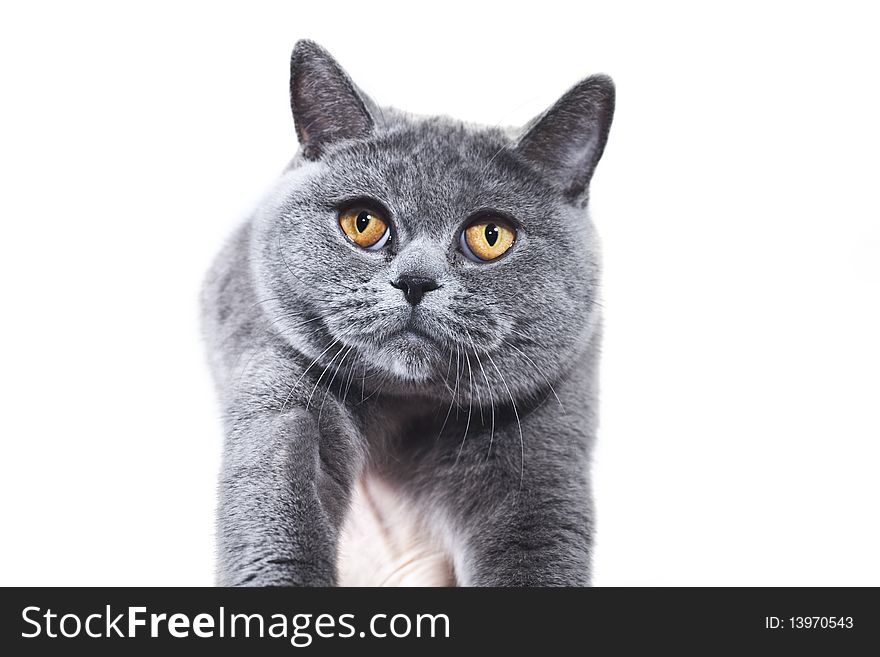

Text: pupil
xmin=485 ymin=223 xmax=499 ymax=246
xmin=356 ymin=211 xmax=371 ymax=233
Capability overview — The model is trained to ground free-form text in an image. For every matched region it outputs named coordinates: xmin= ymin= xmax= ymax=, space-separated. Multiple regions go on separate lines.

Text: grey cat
xmin=201 ymin=40 xmax=614 ymax=586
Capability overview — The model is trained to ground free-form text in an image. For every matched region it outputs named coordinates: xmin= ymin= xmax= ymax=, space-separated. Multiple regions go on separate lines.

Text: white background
xmin=1 ymin=1 xmax=877 ymax=586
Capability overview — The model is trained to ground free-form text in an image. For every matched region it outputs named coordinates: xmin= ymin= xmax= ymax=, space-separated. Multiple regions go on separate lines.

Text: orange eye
xmin=339 ymin=208 xmax=390 ymax=250
xmin=461 ymin=218 xmax=516 ymax=261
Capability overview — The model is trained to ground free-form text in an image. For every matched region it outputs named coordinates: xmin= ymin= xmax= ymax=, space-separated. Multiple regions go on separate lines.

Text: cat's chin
xmin=378 ymin=330 xmax=439 ymax=384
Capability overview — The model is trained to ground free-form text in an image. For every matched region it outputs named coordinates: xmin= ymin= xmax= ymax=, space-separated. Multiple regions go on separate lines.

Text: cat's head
xmin=252 ymin=40 xmax=613 ymax=404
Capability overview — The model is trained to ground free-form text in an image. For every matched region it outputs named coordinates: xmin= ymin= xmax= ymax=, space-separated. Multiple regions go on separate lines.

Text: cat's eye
xmin=339 ymin=208 xmax=391 ymax=251
xmin=460 ymin=218 xmax=516 ymax=262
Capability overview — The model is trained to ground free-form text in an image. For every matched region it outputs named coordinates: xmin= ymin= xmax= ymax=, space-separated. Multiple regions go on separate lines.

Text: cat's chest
xmin=336 ymin=473 xmax=455 ymax=587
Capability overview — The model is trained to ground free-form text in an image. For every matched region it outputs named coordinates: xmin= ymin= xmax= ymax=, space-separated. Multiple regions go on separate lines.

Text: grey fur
xmin=201 ymin=40 xmax=614 ymax=586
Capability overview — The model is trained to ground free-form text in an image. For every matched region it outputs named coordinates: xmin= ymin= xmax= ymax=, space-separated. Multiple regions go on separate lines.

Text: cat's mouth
xmin=379 ymin=322 xmax=442 ymax=382
xmin=400 ymin=311 xmax=440 ymax=344
xmin=400 ymin=324 xmax=435 ymax=343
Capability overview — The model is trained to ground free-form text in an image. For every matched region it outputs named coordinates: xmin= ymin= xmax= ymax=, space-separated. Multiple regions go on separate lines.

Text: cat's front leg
xmin=406 ymin=398 xmax=595 ymax=587
xmin=456 ymin=454 xmax=594 ymax=587
xmin=216 ymin=406 xmax=356 ymax=586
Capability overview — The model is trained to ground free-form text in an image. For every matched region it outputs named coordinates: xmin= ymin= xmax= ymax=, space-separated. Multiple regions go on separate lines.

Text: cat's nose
xmin=391 ymin=275 xmax=440 ymax=305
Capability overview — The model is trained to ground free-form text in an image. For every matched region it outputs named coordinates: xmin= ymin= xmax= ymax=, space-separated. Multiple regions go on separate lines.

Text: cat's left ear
xmin=289 ymin=40 xmax=377 ymax=159
xmin=515 ymin=75 xmax=615 ymax=203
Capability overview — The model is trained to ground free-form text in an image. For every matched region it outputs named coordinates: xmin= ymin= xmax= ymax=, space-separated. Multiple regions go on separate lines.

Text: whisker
xmin=266 ymin=313 xmax=323 ymax=332
xmin=455 ymin=350 xmax=474 ymax=464
xmin=306 ymin=340 xmax=347 ymax=411
xmin=360 ymin=362 xmax=366 ymax=403
xmin=480 ymin=143 xmax=509 ymax=175
xmin=280 ymin=338 xmax=339 ymax=413
xmin=318 ymin=344 xmax=353 ymax=423
xmin=467 ymin=331 xmax=496 ymax=462
xmin=485 ymin=350 xmax=525 ymax=489
xmin=435 ymin=344 xmax=461 ymax=442
xmin=502 ymin=339 xmax=566 ymax=414
xmin=441 ymin=345 xmax=455 ymax=395
xmin=356 ymin=369 xmax=388 ymax=406
xmin=341 ymin=349 xmax=359 ymax=406
xmin=250 ymin=296 xmax=283 ymax=309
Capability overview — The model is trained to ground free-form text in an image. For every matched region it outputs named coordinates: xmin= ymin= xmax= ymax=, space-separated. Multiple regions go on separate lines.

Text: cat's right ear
xmin=290 ymin=40 xmax=376 ymax=159
xmin=515 ymin=75 xmax=615 ymax=204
